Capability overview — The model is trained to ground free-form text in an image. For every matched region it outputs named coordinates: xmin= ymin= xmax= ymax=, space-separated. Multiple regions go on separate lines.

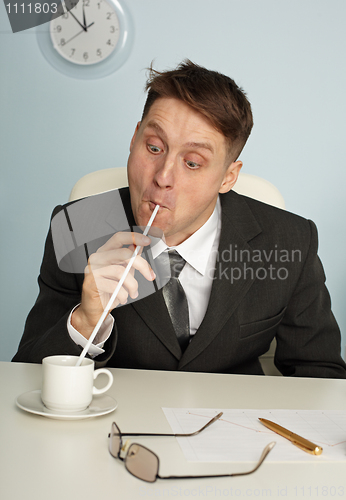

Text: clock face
xmin=50 ymin=0 xmax=120 ymax=65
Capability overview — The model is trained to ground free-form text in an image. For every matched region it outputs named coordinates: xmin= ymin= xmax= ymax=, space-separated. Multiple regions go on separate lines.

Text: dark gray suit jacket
xmin=12 ymin=188 xmax=346 ymax=377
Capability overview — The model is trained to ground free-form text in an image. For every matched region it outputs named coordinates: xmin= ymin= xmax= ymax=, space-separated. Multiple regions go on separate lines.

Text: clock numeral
xmin=83 ymin=52 xmax=89 ymax=61
xmin=96 ymin=49 xmax=102 ymax=58
xmin=110 ymin=26 xmax=118 ymax=33
xmin=106 ymin=39 xmax=112 ymax=46
xmin=97 ymin=1 xmax=101 ymax=8
xmin=83 ymin=0 xmax=90 ymax=6
xmin=59 ymin=38 xmax=66 ymax=46
xmin=62 ymin=12 xmax=68 ymax=19
xmin=70 ymin=48 xmax=76 ymax=57
xmin=106 ymin=12 xmax=113 ymax=20
xmin=56 ymin=25 xmax=62 ymax=33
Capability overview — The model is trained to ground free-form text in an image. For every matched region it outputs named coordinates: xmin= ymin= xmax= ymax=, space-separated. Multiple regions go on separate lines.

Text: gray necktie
xmin=162 ymin=250 xmax=190 ymax=352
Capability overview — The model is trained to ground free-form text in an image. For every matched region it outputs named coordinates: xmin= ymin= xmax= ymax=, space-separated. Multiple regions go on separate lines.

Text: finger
xmin=98 ymin=232 xmax=151 ymax=253
xmin=100 ymin=285 xmax=130 ymax=309
xmin=89 ymin=247 xmax=138 ymax=268
xmin=128 ymin=243 xmax=145 ymax=258
xmin=88 ymin=252 xmax=156 ymax=282
xmin=91 ymin=265 xmax=140 ymax=299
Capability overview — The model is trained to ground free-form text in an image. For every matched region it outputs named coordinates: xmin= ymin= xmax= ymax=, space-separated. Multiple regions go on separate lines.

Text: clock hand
xmin=68 ymin=8 xmax=87 ymax=32
xmin=82 ymin=2 xmax=88 ymax=31
xmin=63 ymin=21 xmax=95 ymax=46
xmin=64 ymin=28 xmax=85 ymax=45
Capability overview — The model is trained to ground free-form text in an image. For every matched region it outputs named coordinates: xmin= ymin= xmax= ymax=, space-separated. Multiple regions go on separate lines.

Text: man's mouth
xmin=148 ymin=201 xmax=168 ymax=211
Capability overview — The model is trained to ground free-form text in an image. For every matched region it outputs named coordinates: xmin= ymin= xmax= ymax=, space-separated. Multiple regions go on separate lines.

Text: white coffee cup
xmin=41 ymin=355 xmax=113 ymax=412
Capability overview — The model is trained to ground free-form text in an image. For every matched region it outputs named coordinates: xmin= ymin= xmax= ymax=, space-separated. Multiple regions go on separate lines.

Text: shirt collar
xmin=151 ymin=197 xmax=221 ymax=276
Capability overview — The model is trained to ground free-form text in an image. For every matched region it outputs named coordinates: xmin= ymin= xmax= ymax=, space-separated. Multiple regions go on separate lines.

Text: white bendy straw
xmin=75 ymin=205 xmax=160 ymax=366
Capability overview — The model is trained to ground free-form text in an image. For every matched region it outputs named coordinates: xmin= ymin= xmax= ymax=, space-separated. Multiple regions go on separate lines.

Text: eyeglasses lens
xmin=125 ymin=444 xmax=159 ymax=483
xmin=109 ymin=425 xmax=121 ymax=457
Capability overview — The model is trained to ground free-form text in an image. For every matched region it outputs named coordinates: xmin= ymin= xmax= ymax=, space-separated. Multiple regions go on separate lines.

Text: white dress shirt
xmin=68 ymin=197 xmax=222 ymax=356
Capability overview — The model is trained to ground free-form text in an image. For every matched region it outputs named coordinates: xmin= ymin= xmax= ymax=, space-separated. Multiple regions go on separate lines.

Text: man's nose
xmin=153 ymin=155 xmax=176 ymax=188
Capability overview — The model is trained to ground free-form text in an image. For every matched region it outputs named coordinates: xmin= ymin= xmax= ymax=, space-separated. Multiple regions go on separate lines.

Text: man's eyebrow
xmin=183 ymin=141 xmax=214 ymax=154
xmin=145 ymin=121 xmax=214 ymax=154
xmin=145 ymin=121 xmax=167 ymax=140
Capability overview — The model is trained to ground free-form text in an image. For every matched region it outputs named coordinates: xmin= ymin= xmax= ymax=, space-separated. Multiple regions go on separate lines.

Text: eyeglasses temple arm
xmin=157 ymin=441 xmax=275 ymax=480
xmin=175 ymin=412 xmax=223 ymax=437
xmin=119 ymin=412 xmax=224 ymax=438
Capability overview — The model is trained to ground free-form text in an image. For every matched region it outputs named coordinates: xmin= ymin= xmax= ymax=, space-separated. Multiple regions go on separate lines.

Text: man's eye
xmin=148 ymin=144 xmax=161 ymax=153
xmin=186 ymin=160 xmax=200 ymax=169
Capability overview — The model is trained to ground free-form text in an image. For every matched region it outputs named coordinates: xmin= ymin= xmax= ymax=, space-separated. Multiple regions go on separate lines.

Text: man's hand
xmin=71 ymin=232 xmax=155 ymax=339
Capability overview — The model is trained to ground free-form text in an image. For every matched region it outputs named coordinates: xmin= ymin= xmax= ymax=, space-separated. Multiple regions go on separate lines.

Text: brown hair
xmin=141 ymin=60 xmax=253 ymax=162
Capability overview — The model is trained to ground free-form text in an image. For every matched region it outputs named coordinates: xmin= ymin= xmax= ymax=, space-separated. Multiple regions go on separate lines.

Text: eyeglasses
xmin=108 ymin=413 xmax=276 ymax=483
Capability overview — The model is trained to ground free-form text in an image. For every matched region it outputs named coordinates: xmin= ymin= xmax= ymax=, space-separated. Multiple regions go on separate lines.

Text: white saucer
xmin=16 ymin=390 xmax=117 ymax=420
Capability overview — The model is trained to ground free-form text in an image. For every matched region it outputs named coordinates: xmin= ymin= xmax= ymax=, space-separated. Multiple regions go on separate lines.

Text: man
xmin=13 ymin=61 xmax=346 ymax=377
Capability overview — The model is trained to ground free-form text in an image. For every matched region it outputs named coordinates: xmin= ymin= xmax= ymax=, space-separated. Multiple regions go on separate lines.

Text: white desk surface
xmin=1 ymin=361 xmax=346 ymax=500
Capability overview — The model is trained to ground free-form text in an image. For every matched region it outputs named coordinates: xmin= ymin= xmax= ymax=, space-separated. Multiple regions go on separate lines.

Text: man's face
xmin=127 ymin=97 xmax=242 ymax=247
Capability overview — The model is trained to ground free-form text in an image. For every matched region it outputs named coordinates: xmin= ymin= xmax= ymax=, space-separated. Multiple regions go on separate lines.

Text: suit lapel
xmin=131 ymin=290 xmax=182 ymax=359
xmin=179 ymin=192 xmax=263 ymax=369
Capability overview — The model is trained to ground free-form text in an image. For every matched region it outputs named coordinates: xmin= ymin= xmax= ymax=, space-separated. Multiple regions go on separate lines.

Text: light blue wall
xmin=1 ymin=0 xmax=346 ymax=361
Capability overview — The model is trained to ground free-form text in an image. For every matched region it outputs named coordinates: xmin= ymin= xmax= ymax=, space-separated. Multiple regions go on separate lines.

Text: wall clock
xmin=37 ymin=0 xmax=133 ymax=79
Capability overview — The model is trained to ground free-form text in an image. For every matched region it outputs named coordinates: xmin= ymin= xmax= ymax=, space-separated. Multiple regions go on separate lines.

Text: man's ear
xmin=130 ymin=122 xmax=141 ymax=151
xmin=219 ymin=161 xmax=242 ymax=193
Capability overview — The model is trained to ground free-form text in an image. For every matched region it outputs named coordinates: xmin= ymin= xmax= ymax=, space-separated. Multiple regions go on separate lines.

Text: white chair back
xmin=69 ymin=167 xmax=128 ymax=201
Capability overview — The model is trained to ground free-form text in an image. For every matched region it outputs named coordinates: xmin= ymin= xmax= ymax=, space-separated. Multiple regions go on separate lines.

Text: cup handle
xmin=92 ymin=369 xmax=113 ymax=395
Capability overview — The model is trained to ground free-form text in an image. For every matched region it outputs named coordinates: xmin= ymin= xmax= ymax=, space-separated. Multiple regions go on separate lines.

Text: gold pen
xmin=259 ymin=418 xmax=323 ymax=456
